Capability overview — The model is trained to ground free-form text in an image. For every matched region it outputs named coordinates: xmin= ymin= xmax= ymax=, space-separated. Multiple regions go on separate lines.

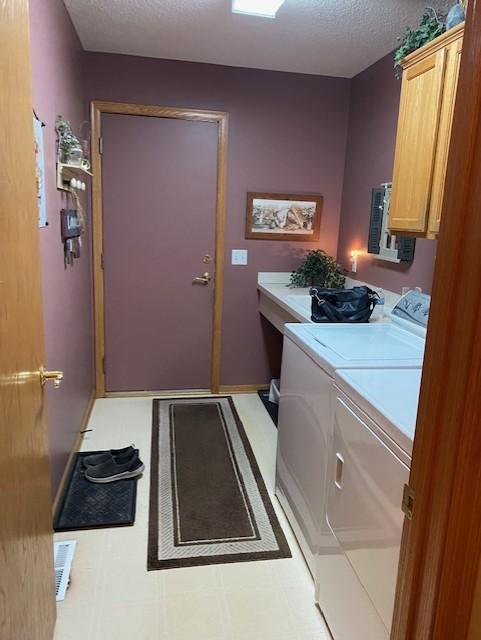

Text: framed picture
xmin=245 ymin=192 xmax=323 ymax=241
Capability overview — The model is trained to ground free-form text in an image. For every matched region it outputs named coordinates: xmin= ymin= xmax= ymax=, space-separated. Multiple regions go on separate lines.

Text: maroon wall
xmin=85 ymin=54 xmax=351 ymax=385
xmin=337 ymin=53 xmax=437 ymax=294
xmin=29 ymin=0 xmax=94 ymax=494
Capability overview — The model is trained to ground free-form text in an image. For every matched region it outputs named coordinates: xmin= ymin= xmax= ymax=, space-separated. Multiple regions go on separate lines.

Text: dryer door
xmin=327 ymin=393 xmax=409 ymax=632
xmin=275 ymin=336 xmax=333 ymax=576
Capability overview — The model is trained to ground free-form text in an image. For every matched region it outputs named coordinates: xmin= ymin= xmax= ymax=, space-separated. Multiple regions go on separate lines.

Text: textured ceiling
xmin=64 ymin=0 xmax=449 ymax=78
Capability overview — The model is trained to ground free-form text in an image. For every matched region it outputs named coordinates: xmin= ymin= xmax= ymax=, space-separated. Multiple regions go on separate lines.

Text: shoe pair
xmin=83 ymin=446 xmax=145 ymax=484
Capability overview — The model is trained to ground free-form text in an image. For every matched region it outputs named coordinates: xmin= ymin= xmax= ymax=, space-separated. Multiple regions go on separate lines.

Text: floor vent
xmin=54 ymin=540 xmax=76 ymax=602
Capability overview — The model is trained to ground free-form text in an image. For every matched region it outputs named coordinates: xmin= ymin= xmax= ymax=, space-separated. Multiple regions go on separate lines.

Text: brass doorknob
xmin=192 ymin=272 xmax=212 ymax=285
xmin=39 ymin=366 xmax=64 ymax=389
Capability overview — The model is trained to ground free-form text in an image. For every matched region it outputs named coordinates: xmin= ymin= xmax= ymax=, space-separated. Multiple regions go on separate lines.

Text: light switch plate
xmin=232 ymin=249 xmax=248 ymax=265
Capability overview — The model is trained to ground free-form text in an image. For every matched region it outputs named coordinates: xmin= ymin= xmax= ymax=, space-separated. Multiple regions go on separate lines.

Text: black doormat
xmin=257 ymin=390 xmax=278 ymax=427
xmin=53 ymin=450 xmax=138 ymax=532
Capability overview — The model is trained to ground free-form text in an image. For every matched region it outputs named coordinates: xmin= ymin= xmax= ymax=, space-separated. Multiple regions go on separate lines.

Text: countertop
xmin=257 ymin=281 xmax=313 ymax=323
xmin=257 ymin=276 xmax=392 ymax=324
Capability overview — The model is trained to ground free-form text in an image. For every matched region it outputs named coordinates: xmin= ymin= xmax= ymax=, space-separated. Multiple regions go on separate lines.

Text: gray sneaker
xmin=84 ymin=452 xmax=144 ymax=483
xmin=82 ymin=446 xmax=135 ymax=468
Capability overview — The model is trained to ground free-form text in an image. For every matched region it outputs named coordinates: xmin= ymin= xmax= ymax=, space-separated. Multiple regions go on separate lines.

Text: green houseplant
xmin=394 ymin=8 xmax=446 ymax=78
xmin=289 ymin=249 xmax=346 ymax=289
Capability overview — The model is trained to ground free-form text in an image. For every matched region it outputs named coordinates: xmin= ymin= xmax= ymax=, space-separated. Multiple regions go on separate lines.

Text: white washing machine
xmin=275 ymin=290 xmax=429 ymax=578
xmin=317 ymin=368 xmax=421 ymax=640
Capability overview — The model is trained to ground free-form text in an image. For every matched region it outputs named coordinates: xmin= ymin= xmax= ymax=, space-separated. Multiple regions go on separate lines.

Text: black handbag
xmin=310 ymin=286 xmax=379 ymax=323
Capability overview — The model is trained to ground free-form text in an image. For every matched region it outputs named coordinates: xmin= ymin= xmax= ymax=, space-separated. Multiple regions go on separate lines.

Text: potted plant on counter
xmin=289 ymin=249 xmax=346 ymax=289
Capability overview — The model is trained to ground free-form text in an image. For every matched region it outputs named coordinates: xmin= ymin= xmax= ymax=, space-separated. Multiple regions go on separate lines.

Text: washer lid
xmin=311 ymin=323 xmax=424 ymax=360
xmin=335 ymin=368 xmax=422 ymax=453
xmin=285 ymin=323 xmax=425 ymax=375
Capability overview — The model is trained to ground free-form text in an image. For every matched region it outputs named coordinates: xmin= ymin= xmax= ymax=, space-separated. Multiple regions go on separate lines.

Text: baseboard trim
xmin=218 ymin=384 xmax=270 ymax=394
xmin=103 ymin=385 xmax=269 ymax=398
xmin=104 ymin=389 xmax=211 ymax=398
xmin=52 ymin=389 xmax=96 ymax=517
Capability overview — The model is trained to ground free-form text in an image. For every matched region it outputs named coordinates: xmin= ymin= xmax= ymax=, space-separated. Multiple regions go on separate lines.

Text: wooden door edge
xmin=391 ymin=1 xmax=481 ymax=637
xmin=210 ymin=111 xmax=228 ymax=394
xmin=90 ymin=101 xmax=228 ymax=397
xmin=2 ymin=1 xmax=57 ymax=635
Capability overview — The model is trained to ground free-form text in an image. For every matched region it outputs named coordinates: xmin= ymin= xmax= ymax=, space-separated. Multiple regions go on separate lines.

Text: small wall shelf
xmin=57 ymin=163 xmax=92 ymax=191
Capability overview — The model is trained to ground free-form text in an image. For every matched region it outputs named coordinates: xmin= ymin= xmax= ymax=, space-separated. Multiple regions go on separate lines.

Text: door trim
xmin=90 ymin=101 xmax=228 ymax=397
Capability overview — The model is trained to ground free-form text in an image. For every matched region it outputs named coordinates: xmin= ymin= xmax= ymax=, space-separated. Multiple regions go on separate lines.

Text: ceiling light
xmin=232 ymin=0 xmax=285 ymax=19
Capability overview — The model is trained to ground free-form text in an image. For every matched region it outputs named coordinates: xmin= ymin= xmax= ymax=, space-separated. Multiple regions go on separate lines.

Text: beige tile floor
xmin=54 ymin=394 xmax=331 ymax=640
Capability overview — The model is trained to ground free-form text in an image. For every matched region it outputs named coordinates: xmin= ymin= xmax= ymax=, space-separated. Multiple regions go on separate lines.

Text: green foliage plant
xmin=289 ymin=249 xmax=346 ymax=289
xmin=394 ymin=8 xmax=446 ymax=78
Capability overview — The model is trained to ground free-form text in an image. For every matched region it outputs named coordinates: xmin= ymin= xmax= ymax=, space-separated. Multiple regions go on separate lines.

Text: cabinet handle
xmin=335 ymin=453 xmax=344 ymax=490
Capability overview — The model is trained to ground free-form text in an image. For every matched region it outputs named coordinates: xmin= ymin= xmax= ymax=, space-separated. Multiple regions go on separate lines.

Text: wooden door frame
xmin=392 ymin=2 xmax=481 ymax=637
xmin=90 ymin=101 xmax=228 ymax=397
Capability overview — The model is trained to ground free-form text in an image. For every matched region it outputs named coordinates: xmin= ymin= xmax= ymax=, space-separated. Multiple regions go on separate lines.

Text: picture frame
xmin=245 ymin=192 xmax=323 ymax=241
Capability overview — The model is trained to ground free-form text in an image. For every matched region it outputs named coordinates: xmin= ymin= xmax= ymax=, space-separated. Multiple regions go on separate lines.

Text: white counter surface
xmin=257 ymin=281 xmax=312 ymax=323
xmin=257 ymin=273 xmax=395 ymax=329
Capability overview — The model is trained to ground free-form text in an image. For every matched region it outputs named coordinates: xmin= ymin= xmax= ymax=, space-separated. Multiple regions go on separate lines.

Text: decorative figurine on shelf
xmin=56 ymin=116 xmax=89 ymax=267
xmin=79 ymin=120 xmax=91 ymax=165
xmin=55 ymin=116 xmax=84 ymax=165
xmin=446 ymin=2 xmax=465 ymax=29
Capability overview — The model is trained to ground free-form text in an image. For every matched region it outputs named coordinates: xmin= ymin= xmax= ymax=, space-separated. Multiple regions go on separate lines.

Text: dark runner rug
xmin=148 ymin=397 xmax=290 ymax=570
xmin=53 ymin=451 xmax=138 ymax=531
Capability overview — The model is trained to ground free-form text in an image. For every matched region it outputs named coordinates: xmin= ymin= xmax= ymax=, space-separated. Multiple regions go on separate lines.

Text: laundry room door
xmin=1 ymin=1 xmax=56 ymax=637
xmin=101 ymin=113 xmax=219 ymax=392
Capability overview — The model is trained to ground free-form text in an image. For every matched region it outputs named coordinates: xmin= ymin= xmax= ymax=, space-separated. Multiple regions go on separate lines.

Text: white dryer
xmin=317 ymin=368 xmax=421 ymax=640
xmin=275 ymin=290 xmax=428 ymax=578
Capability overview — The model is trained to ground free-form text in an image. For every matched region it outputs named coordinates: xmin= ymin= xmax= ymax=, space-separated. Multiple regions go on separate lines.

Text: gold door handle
xmin=39 ymin=366 xmax=64 ymax=389
xmin=192 ymin=272 xmax=212 ymax=286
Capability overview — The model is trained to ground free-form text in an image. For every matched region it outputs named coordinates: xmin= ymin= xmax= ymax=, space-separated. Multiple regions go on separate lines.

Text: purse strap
xmin=315 ymin=297 xmax=344 ymax=322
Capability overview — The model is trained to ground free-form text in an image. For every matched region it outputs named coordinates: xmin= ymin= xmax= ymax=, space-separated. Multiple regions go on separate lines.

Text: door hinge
xmin=102 ymin=356 xmax=106 ymax=374
xmin=402 ymin=483 xmax=415 ymax=520
xmin=98 ymin=137 xmax=103 ymax=155
xmin=100 ymin=253 xmax=104 ymax=270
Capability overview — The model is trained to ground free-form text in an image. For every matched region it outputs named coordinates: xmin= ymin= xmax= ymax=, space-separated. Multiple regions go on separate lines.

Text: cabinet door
xmin=427 ymin=37 xmax=463 ymax=236
xmin=389 ymin=50 xmax=446 ymax=233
